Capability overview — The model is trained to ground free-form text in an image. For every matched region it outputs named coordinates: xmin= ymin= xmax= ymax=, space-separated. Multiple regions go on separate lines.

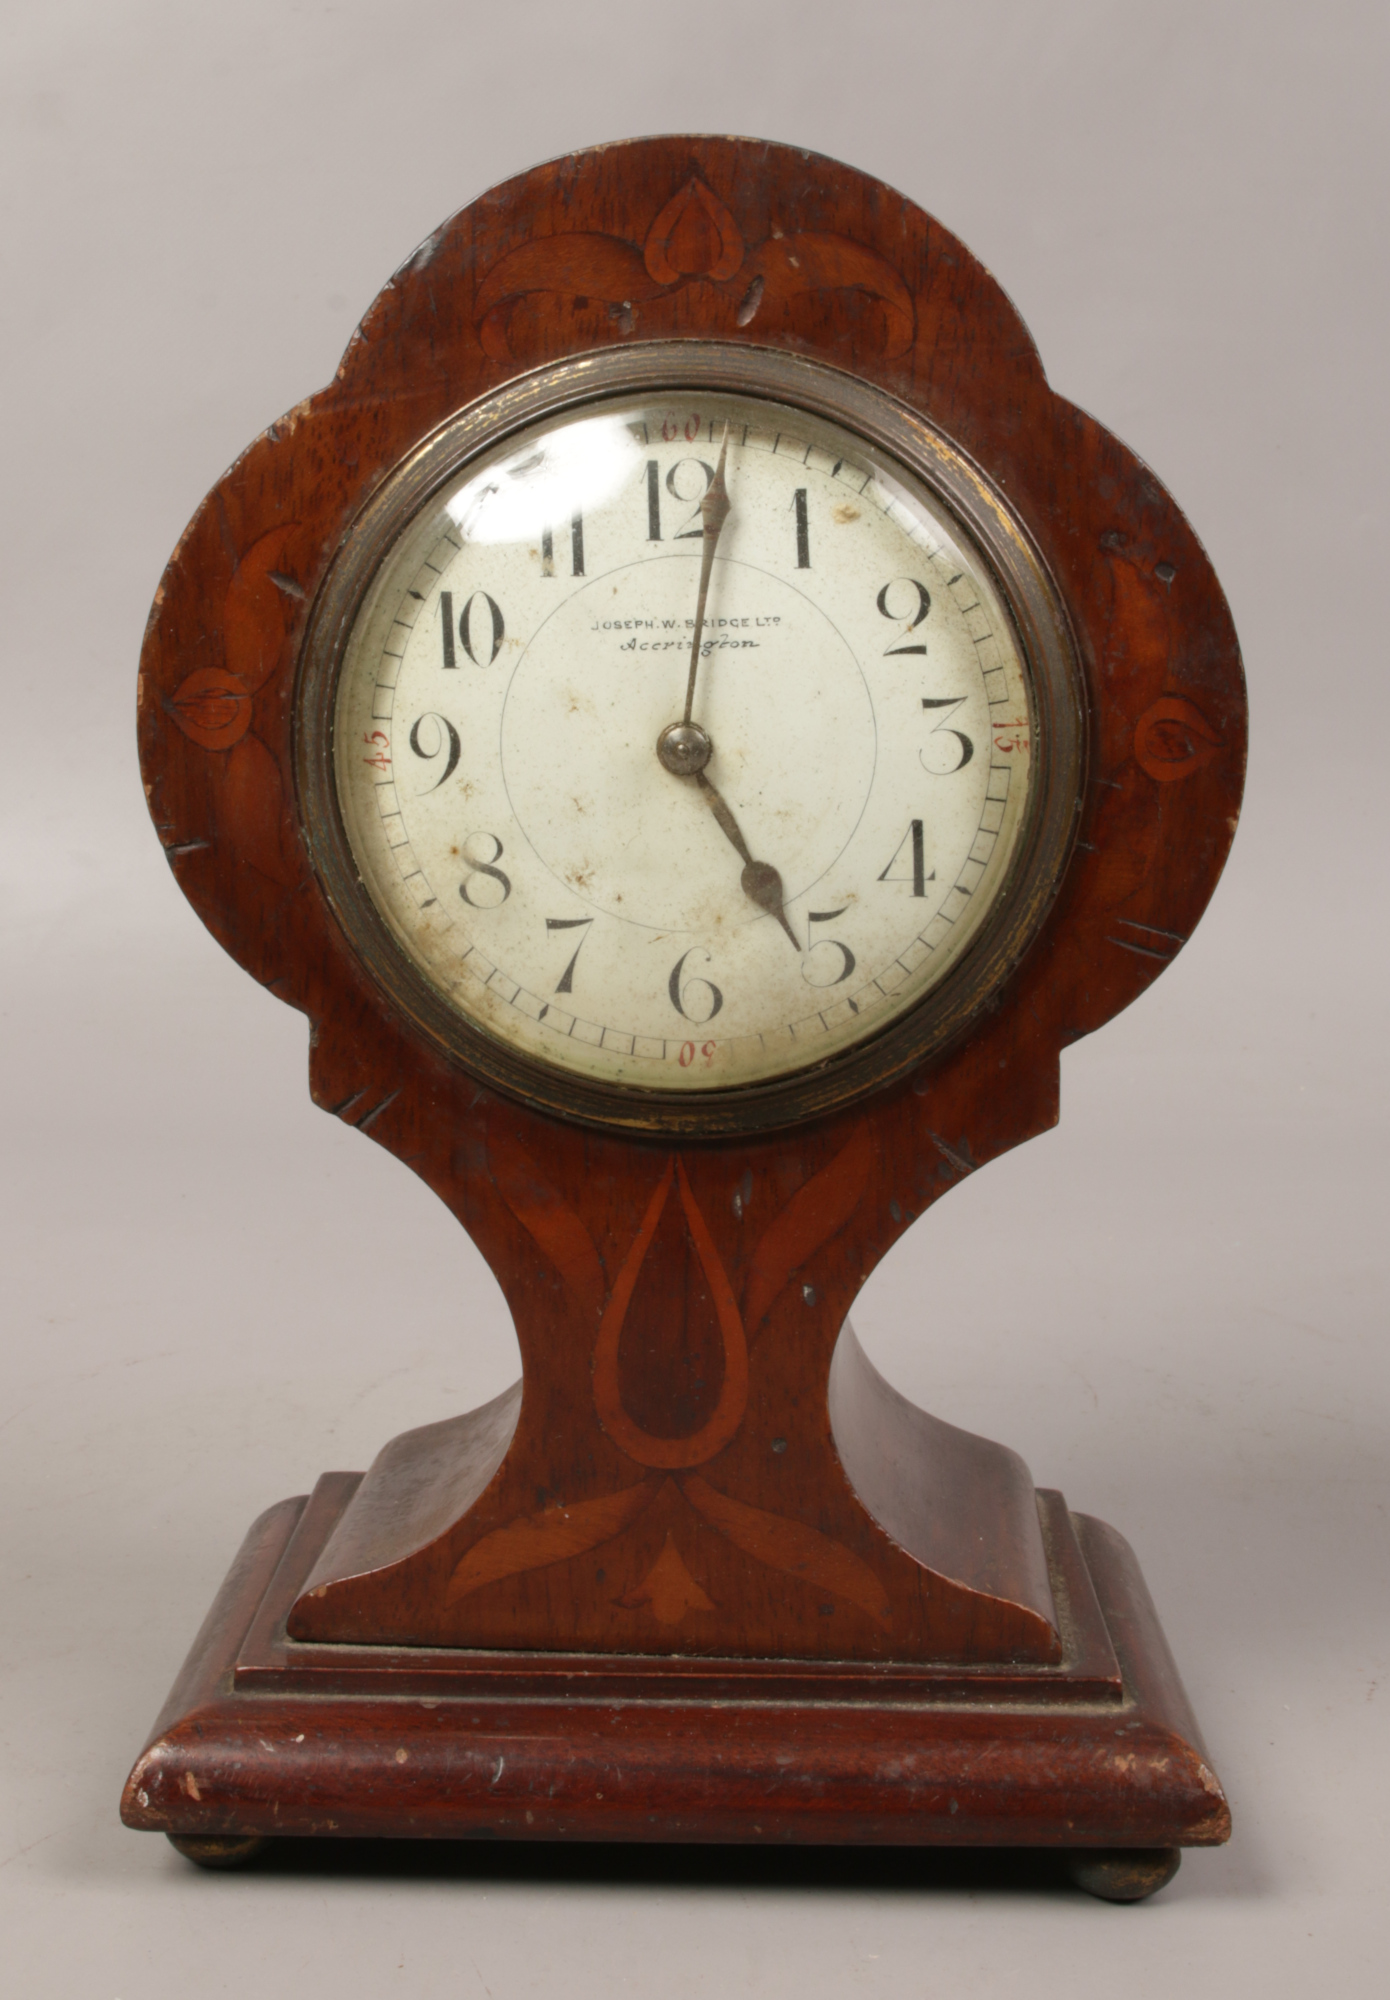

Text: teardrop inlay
xmin=592 ymin=1163 xmax=749 ymax=1470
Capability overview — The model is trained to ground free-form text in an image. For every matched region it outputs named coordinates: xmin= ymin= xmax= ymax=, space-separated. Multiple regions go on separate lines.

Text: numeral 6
xmin=668 ymin=948 xmax=723 ymax=1023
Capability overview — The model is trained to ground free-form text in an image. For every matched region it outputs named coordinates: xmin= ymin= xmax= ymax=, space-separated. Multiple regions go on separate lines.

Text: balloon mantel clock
xmin=124 ymin=139 xmax=1244 ymax=1899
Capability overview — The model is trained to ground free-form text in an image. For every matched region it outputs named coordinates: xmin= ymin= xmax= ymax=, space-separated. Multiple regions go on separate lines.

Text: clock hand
xmin=656 ymin=722 xmax=799 ymax=947
xmin=694 ymin=770 xmax=801 ymax=952
xmin=681 ymin=423 xmax=731 ymax=727
xmin=654 ymin=423 xmax=797 ymax=952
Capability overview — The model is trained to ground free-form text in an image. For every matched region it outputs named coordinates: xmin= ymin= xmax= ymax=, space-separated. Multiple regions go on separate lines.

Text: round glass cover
xmin=331 ymin=389 xmax=1039 ymax=1094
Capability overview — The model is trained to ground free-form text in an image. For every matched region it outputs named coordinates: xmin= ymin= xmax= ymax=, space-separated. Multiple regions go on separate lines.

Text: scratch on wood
xmin=268 ymin=570 xmax=306 ymax=600
xmin=1106 ymin=935 xmax=1175 ymax=962
xmin=356 ymin=1088 xmax=402 ymax=1133
xmin=164 ymin=839 xmax=211 ymax=861
xmin=212 ymin=490 xmax=240 ymax=570
xmin=736 ymin=274 xmax=765 ymax=325
xmin=927 ymin=1132 xmax=976 ymax=1178
xmin=402 ymin=225 xmax=447 ymax=275
xmin=1114 ymin=917 xmax=1187 ymax=945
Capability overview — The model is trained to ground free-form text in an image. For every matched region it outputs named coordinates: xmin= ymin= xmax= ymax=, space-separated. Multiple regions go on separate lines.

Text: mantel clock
xmin=123 ymin=139 xmax=1244 ymax=1901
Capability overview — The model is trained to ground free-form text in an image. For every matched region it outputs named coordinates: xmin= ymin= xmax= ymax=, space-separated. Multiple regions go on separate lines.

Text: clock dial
xmin=332 ymin=391 xmax=1037 ymax=1093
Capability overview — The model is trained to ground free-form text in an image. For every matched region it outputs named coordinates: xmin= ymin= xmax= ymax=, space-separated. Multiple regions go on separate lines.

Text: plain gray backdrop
xmin=3 ymin=2 xmax=1386 ymax=1994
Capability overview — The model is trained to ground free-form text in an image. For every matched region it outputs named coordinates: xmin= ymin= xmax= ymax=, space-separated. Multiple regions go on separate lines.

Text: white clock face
xmin=332 ymin=391 xmax=1036 ymax=1093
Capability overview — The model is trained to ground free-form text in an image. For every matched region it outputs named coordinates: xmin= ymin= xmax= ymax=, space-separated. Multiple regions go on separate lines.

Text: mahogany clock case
xmin=123 ymin=136 xmax=1245 ymax=1876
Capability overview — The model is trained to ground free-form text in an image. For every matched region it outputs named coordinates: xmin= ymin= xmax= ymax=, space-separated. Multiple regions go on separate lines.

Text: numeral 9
xmin=408 ymin=712 xmax=461 ymax=792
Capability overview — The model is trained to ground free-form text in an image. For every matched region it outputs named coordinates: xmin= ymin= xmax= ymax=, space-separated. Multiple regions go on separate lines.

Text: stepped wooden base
xmin=122 ymin=1474 xmax=1229 ymax=1856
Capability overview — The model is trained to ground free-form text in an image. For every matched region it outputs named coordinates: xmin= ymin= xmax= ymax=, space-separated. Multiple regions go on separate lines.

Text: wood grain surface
xmin=135 ymin=138 xmax=1245 ymax=1669
xmin=121 ymin=1483 xmax=1229 ymax=1850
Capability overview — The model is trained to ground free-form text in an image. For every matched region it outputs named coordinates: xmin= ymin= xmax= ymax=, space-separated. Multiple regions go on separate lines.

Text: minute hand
xmin=694 ymin=771 xmax=800 ymax=951
xmin=681 ymin=427 xmax=731 ymax=726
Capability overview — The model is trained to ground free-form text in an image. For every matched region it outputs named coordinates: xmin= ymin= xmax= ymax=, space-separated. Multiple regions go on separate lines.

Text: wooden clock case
xmin=123 ymin=137 xmax=1244 ymax=1893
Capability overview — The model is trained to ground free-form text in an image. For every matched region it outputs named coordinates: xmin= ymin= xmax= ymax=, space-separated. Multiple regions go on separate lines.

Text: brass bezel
xmin=295 ymin=343 xmax=1086 ymax=1138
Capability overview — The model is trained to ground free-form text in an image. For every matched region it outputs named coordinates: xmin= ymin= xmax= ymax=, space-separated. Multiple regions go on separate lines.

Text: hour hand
xmin=695 ymin=771 xmax=800 ymax=952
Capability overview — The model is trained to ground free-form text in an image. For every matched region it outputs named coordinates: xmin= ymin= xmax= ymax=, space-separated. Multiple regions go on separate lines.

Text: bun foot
xmin=1067 ymin=1847 xmax=1182 ymax=1901
xmin=1072 ymin=1840 xmax=1176 ymax=1904
xmin=166 ymin=1833 xmax=269 ymax=1870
